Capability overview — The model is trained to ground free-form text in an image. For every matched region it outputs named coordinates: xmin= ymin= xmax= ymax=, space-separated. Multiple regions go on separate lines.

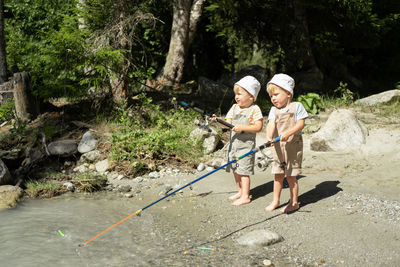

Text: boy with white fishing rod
xmin=211 ymin=76 xmax=263 ymax=206
xmin=265 ymin=74 xmax=308 ymax=213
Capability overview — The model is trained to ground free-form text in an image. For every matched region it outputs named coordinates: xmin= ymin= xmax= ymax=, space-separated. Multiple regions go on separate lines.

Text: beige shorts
xmin=271 ymin=136 xmax=303 ymax=177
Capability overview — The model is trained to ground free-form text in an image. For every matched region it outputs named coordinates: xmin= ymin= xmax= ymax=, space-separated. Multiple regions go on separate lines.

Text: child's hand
xmin=266 ymin=138 xmax=275 ymax=146
xmin=209 ymin=114 xmax=218 ymax=122
xmin=280 ymin=132 xmax=291 ymax=141
xmin=232 ymin=125 xmax=244 ymax=133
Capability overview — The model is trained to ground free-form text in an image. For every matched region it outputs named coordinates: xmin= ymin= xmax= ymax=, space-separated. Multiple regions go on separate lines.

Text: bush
xmin=0 ymin=100 xmax=15 ymax=122
xmin=297 ymin=93 xmax=323 ymax=115
xmin=110 ymin=94 xmax=203 ymax=173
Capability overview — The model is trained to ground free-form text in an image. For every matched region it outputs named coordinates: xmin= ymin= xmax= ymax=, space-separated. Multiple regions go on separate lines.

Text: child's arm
xmin=280 ymin=119 xmax=305 ymax=141
xmin=265 ymin=119 xmax=276 ymax=142
xmin=232 ymin=119 xmax=263 ymax=133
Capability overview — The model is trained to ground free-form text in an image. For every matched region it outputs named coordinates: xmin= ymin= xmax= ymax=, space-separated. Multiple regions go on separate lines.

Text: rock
xmin=236 ymin=229 xmax=283 ymax=247
xmin=47 ymin=140 xmax=78 ymax=157
xmin=203 ymin=135 xmax=220 ymax=154
xmin=0 ymin=159 xmax=13 ymax=186
xmin=24 ymin=147 xmax=44 ymax=165
xmin=197 ymin=163 xmax=205 ymax=172
xmin=149 ymin=171 xmax=159 ymax=179
xmin=0 ymin=185 xmax=23 ymax=210
xmin=118 ymin=185 xmax=132 ymax=193
xmin=63 ymin=182 xmax=75 ymax=192
xmin=95 ymin=159 xmax=109 ymax=173
xmin=80 ymin=150 xmax=101 ymax=163
xmin=78 ymin=131 xmax=98 ymax=153
xmin=354 ymin=89 xmax=400 ymax=106
xmin=73 ymin=164 xmax=88 ymax=173
xmin=263 ymin=259 xmax=273 ymax=266
xmin=310 ymin=109 xmax=368 ymax=151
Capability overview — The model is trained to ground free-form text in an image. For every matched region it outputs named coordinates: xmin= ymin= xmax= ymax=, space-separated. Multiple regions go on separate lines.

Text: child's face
xmin=235 ymin=87 xmax=254 ymax=108
xmin=269 ymin=87 xmax=291 ymax=109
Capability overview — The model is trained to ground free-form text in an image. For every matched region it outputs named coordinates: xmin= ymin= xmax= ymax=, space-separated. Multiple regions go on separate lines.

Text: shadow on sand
xmin=250 ymin=175 xmax=307 ymax=201
xmin=176 ymin=180 xmax=343 ymax=254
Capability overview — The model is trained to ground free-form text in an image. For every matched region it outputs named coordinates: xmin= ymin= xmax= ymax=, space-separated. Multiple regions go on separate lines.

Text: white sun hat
xmin=235 ymin=76 xmax=261 ymax=100
xmin=267 ymin=73 xmax=295 ymax=95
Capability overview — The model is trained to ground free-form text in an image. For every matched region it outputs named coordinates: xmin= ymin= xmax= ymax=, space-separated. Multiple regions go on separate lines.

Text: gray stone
xmin=80 ymin=150 xmax=101 ymax=162
xmin=95 ymin=159 xmax=109 ymax=173
xmin=197 ymin=163 xmax=205 ymax=172
xmin=48 ymin=140 xmax=78 ymax=157
xmin=0 ymin=159 xmax=13 ymax=186
xmin=355 ymin=89 xmax=400 ymax=106
xmin=78 ymin=131 xmax=98 ymax=153
xmin=236 ymin=229 xmax=283 ymax=247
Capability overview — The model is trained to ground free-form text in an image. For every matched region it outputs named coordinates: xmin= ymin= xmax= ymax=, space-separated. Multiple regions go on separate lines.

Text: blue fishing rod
xmin=82 ymin=136 xmax=281 ymax=246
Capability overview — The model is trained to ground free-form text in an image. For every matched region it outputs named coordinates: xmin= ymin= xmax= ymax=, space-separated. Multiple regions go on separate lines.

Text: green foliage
xmin=110 ymin=94 xmax=202 ymax=173
xmin=10 ymin=117 xmax=28 ymax=136
xmin=0 ymin=100 xmax=15 ymax=121
xmin=297 ymin=93 xmax=323 ymax=115
xmin=334 ymin=82 xmax=354 ymax=104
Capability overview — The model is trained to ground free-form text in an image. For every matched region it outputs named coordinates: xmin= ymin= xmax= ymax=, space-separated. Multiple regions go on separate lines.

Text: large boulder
xmin=0 ymin=159 xmax=13 ymax=185
xmin=310 ymin=109 xmax=368 ymax=151
xmin=355 ymin=89 xmax=400 ymax=106
xmin=0 ymin=185 xmax=23 ymax=210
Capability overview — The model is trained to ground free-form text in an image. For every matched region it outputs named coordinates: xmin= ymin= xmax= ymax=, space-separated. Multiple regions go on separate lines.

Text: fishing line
xmin=81 ymin=136 xmax=281 ymax=246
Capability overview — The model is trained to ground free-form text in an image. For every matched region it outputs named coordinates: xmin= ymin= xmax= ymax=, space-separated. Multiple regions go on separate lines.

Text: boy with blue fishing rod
xmin=211 ymin=76 xmax=263 ymax=206
xmin=265 ymin=74 xmax=308 ymax=213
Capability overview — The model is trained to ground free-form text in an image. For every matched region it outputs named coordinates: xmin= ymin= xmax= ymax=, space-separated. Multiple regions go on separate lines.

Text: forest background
xmin=0 ymin=0 xmax=400 ymax=183
xmin=1 ymin=0 xmax=400 ymax=104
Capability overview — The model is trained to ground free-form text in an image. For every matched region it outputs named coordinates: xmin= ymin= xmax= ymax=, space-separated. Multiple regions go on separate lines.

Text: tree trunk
xmin=0 ymin=0 xmax=8 ymax=84
xmin=12 ymin=72 xmax=36 ymax=121
xmin=159 ymin=0 xmax=205 ymax=86
xmin=77 ymin=0 xmax=87 ymax=30
xmin=109 ymin=0 xmax=130 ymax=105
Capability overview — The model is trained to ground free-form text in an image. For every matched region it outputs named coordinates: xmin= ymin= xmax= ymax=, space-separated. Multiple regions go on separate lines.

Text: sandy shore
xmin=135 ymin=125 xmax=400 ymax=266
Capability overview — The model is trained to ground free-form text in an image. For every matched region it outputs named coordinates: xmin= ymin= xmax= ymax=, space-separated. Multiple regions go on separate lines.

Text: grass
xmin=25 ymin=180 xmax=66 ymax=198
xmin=73 ymin=172 xmax=107 ymax=193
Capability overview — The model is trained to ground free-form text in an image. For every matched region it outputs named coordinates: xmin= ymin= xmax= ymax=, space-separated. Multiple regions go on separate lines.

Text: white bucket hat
xmin=235 ymin=76 xmax=261 ymax=100
xmin=267 ymin=73 xmax=295 ymax=95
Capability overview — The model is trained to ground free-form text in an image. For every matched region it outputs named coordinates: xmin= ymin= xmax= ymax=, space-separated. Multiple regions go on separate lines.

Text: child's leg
xmin=231 ymin=175 xmax=251 ymax=206
xmin=229 ymin=172 xmax=242 ymax=200
xmin=265 ymin=174 xmax=284 ymax=212
xmin=281 ymin=175 xmax=299 ymax=213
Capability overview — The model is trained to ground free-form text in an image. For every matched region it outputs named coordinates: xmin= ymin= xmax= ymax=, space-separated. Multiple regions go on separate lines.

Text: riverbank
xmin=1 ymin=104 xmax=400 ymax=266
xmin=125 ymin=124 xmax=399 ymax=266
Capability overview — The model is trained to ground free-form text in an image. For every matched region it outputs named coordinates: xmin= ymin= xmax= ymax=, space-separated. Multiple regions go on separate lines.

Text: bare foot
xmin=231 ymin=197 xmax=251 ymax=206
xmin=280 ymin=202 xmax=299 ymax=213
xmin=229 ymin=192 xmax=241 ymax=200
xmin=265 ymin=201 xmax=280 ymax=212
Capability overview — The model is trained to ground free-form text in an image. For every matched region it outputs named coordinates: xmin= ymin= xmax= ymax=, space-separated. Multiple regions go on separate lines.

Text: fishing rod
xmin=178 ymin=100 xmax=235 ymax=129
xmin=81 ymin=136 xmax=281 ymax=246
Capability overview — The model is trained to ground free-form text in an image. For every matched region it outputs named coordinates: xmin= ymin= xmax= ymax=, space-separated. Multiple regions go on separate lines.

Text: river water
xmin=0 ymin=193 xmax=167 ymax=267
xmin=1 ymin=189 xmax=291 ymax=267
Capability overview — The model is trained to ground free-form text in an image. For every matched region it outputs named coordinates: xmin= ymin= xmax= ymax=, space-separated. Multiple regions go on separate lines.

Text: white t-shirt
xmin=267 ymin=102 xmax=308 ymax=122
